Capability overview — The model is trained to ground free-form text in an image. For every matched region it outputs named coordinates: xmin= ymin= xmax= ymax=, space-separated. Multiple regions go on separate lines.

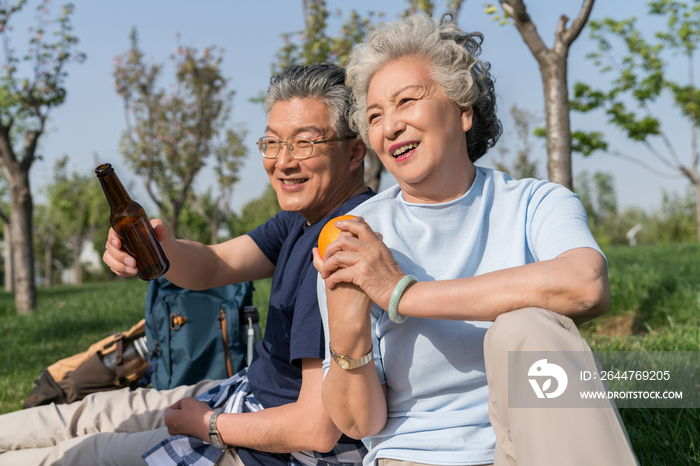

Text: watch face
xmin=336 ymin=355 xmax=351 ymax=369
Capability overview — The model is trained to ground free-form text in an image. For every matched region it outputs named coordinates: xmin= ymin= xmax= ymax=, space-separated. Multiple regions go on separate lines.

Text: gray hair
xmin=263 ymin=63 xmax=356 ymax=138
xmin=346 ymin=14 xmax=502 ymax=162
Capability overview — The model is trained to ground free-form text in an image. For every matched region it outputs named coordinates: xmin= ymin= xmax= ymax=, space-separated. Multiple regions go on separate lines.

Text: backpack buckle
xmin=170 ymin=312 xmax=188 ymax=330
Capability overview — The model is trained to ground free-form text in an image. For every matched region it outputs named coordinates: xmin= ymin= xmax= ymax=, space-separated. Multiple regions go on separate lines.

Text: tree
xmin=45 ymin=156 xmax=107 ymax=286
xmin=485 ymin=0 xmax=595 ymax=190
xmin=0 ymin=179 xmax=11 ymax=291
xmin=572 ymin=0 xmax=700 ymax=241
xmin=493 ymin=105 xmax=539 ymax=179
xmin=228 ymin=184 xmax=282 ymax=238
xmin=177 ymin=196 xmax=212 ymax=244
xmin=191 ymin=127 xmax=247 ymax=244
xmin=114 ymin=29 xmax=246 ymax=239
xmin=33 ymin=203 xmax=70 ymax=287
xmin=33 ymin=203 xmax=56 ymax=286
xmin=0 ymin=0 xmax=84 ymax=312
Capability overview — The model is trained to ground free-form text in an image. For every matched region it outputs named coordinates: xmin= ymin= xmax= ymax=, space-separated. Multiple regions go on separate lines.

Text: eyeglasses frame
xmin=257 ymin=135 xmax=356 ymax=160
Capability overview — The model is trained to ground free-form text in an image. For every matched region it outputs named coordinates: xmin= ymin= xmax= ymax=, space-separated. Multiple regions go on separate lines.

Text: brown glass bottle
xmin=95 ymin=163 xmax=170 ymax=281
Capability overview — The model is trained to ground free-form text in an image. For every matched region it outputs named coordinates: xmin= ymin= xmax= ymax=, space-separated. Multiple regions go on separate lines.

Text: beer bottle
xmin=95 ymin=163 xmax=170 ymax=281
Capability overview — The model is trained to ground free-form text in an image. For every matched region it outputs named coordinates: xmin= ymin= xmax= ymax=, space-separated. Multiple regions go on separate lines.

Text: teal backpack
xmin=144 ymin=277 xmax=259 ymax=390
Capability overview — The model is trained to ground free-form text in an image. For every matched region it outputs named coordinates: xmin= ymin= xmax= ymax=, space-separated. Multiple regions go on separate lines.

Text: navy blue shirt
xmin=237 ymin=189 xmax=374 ymax=465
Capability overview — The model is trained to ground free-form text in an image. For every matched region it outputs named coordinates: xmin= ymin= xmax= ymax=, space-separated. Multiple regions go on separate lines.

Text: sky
xmin=4 ymin=0 xmax=692 ymax=217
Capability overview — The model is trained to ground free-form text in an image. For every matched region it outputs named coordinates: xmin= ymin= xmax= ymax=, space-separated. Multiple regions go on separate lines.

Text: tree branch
xmin=500 ymin=0 xmax=549 ymax=61
xmin=143 ymin=179 xmax=165 ymax=213
xmin=191 ymin=191 xmax=213 ymax=225
xmin=0 ymin=206 xmax=9 ymax=224
xmin=643 ymin=132 xmax=683 ymax=171
xmin=560 ymin=0 xmax=595 ymax=47
xmin=657 ymin=128 xmax=684 ymax=168
xmin=0 ymin=122 xmax=18 ymax=168
xmin=604 ymin=149 xmax=683 ymax=179
xmin=19 ymin=118 xmax=44 ymax=172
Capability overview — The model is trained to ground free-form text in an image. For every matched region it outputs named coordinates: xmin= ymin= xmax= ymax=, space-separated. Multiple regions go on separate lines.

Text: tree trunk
xmin=72 ymin=243 xmax=82 ymax=286
xmin=10 ymin=171 xmax=37 ymax=314
xmin=3 ymin=221 xmax=12 ymax=292
xmin=694 ymin=181 xmax=700 ymax=243
xmin=501 ymin=0 xmax=594 ymax=192
xmin=541 ymin=55 xmax=573 ymax=190
xmin=365 ymin=151 xmax=383 ymax=192
xmin=44 ymin=242 xmax=53 ymax=288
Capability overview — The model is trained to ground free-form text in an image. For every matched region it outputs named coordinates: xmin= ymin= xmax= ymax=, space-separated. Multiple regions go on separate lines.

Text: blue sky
xmin=6 ymin=0 xmax=691 ymax=216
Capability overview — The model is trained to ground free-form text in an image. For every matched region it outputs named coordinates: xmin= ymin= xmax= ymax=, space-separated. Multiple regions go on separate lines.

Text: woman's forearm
xmin=398 ymin=248 xmax=609 ymax=324
xmin=323 ymin=283 xmax=389 ymax=439
xmin=323 ymin=361 xmax=387 ymax=440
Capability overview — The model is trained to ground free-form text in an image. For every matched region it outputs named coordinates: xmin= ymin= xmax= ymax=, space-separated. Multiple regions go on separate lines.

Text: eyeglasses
xmin=257 ymin=135 xmax=356 ymax=160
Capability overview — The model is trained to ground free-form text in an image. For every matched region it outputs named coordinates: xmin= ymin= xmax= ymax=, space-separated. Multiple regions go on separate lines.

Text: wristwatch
xmin=329 ymin=344 xmax=373 ymax=370
xmin=208 ymin=412 xmax=227 ymax=449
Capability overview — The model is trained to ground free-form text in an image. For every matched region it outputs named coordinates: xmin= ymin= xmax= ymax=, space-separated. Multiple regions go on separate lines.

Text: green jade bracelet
xmin=388 ymin=274 xmax=417 ymax=324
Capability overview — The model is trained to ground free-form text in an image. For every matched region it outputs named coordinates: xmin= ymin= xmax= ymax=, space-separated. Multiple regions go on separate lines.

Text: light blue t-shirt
xmin=318 ymin=167 xmax=603 ymax=466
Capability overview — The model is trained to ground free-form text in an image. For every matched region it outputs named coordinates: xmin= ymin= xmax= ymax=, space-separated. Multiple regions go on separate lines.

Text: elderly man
xmin=0 ymin=63 xmax=373 ymax=466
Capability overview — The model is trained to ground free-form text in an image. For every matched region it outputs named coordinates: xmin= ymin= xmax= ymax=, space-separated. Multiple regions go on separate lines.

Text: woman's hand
xmin=102 ymin=219 xmax=169 ymax=277
xmin=163 ymin=397 xmax=215 ymax=442
xmin=313 ymin=216 xmax=405 ymax=311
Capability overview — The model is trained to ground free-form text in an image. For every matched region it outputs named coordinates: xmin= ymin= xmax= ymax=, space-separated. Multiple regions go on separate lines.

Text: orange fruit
xmin=318 ymin=215 xmax=359 ymax=258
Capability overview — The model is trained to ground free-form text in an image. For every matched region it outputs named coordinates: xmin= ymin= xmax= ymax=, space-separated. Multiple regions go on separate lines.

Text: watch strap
xmin=329 ymin=344 xmax=373 ymax=370
xmin=208 ymin=412 xmax=226 ymax=449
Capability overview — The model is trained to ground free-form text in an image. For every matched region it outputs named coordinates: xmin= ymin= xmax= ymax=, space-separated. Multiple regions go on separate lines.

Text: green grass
xmin=580 ymin=243 xmax=700 ymax=465
xmin=0 ymin=244 xmax=698 ymax=464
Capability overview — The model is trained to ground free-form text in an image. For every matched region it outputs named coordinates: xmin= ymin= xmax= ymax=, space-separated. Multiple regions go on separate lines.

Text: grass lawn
xmin=579 ymin=243 xmax=700 ymax=465
xmin=0 ymin=243 xmax=699 ymax=464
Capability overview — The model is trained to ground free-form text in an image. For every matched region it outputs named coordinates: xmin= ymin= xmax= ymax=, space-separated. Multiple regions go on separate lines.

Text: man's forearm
xmin=211 ymin=359 xmax=342 ymax=454
xmin=216 ymin=401 xmax=342 ymax=453
xmin=163 ymin=235 xmax=274 ymax=290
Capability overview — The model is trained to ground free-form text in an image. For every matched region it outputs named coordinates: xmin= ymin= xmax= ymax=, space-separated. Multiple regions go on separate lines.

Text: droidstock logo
xmin=528 ymin=359 xmax=568 ymax=399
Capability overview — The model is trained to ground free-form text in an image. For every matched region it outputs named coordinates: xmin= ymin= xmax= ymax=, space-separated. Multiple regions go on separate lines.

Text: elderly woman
xmin=314 ymin=14 xmax=638 ymax=466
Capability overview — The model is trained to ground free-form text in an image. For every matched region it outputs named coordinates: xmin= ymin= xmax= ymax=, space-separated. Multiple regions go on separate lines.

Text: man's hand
xmin=164 ymin=397 xmax=215 ymax=442
xmin=102 ymin=219 xmax=169 ymax=277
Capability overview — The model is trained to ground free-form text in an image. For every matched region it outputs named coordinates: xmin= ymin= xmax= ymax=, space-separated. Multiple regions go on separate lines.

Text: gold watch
xmin=329 ymin=344 xmax=373 ymax=370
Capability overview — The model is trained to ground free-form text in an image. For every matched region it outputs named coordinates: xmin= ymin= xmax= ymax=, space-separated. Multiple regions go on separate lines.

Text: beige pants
xmin=484 ymin=308 xmax=639 ymax=466
xmin=0 ymin=379 xmax=244 ymax=466
xmin=378 ymin=460 xmax=492 ymax=466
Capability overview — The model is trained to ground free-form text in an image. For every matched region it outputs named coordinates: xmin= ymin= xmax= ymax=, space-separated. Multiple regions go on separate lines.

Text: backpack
xmin=23 ymin=320 xmax=150 ymax=408
xmin=144 ymin=276 xmax=258 ymax=390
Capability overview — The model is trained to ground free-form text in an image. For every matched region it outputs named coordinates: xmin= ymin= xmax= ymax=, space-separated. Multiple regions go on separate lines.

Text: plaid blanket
xmin=142 ymin=369 xmax=367 ymax=466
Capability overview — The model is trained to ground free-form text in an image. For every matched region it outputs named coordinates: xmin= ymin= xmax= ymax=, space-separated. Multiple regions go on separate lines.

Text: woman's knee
xmin=484 ymin=307 xmax=577 ymax=356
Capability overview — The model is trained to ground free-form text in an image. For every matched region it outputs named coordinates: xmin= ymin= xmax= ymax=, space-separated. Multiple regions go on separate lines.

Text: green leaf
xmin=571 ymin=131 xmax=609 ymax=156
xmin=484 ymin=4 xmax=498 ymax=14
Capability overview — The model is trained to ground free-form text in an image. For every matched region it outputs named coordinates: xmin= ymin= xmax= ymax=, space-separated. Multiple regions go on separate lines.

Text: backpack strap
xmin=114 ymin=336 xmax=127 ymax=385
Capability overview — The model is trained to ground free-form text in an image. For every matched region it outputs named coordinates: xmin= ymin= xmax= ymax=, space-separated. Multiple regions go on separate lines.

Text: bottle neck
xmin=98 ymin=171 xmax=133 ymax=211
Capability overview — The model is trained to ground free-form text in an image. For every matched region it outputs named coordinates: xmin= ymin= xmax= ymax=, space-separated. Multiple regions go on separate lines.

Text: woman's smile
xmin=389 ymin=141 xmax=420 ymax=161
